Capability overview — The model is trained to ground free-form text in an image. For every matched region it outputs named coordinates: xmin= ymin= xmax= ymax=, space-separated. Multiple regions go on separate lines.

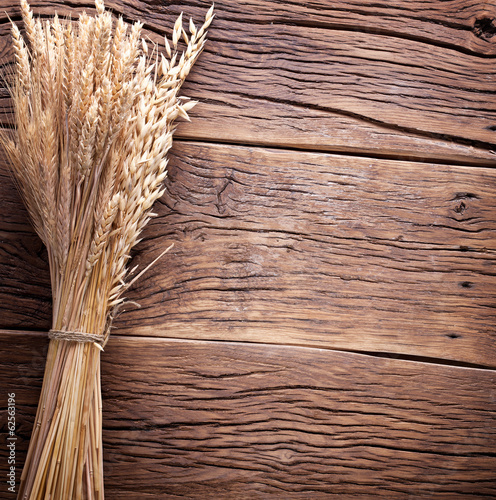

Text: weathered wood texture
xmin=0 ymin=0 xmax=495 ymax=164
xmin=0 ymin=0 xmax=495 ymax=497
xmin=2 ymin=143 xmax=496 ymax=366
xmin=1 ymin=331 xmax=495 ymax=498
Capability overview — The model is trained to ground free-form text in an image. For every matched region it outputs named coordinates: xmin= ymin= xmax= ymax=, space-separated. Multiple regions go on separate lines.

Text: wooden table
xmin=1 ymin=0 xmax=495 ymax=497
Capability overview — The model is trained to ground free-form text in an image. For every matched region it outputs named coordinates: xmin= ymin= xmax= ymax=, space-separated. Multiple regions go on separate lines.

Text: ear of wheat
xmin=2 ymin=1 xmax=213 ymax=497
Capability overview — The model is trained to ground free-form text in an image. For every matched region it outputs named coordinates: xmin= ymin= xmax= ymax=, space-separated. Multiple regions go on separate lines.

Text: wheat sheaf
xmin=1 ymin=0 xmax=213 ymax=497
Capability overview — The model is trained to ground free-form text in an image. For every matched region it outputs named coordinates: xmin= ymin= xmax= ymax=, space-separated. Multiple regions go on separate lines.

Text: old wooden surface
xmin=0 ymin=0 xmax=495 ymax=497
xmin=4 ymin=143 xmax=496 ymax=365
xmin=0 ymin=1 xmax=495 ymax=164
xmin=1 ymin=331 xmax=496 ymax=498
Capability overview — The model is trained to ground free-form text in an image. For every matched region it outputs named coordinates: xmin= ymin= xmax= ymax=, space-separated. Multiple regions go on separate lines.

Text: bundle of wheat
xmin=1 ymin=0 xmax=213 ymax=497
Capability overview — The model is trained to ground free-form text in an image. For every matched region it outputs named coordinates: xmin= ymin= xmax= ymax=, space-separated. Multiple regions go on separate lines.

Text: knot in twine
xmin=48 ymin=330 xmax=104 ymax=351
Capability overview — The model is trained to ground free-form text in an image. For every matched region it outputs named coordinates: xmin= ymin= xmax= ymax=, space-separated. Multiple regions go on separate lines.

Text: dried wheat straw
xmin=2 ymin=1 xmax=213 ymax=498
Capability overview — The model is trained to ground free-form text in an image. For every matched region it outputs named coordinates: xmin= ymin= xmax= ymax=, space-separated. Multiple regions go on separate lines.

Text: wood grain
xmin=0 ymin=0 xmax=494 ymax=164
xmin=1 ymin=331 xmax=495 ymax=498
xmin=2 ymin=142 xmax=495 ymax=366
xmin=0 ymin=1 xmax=495 ymax=498
xmin=182 ymin=13 xmax=496 ymax=146
xmin=2 ymin=0 xmax=495 ymax=55
xmin=119 ymin=143 xmax=496 ymax=367
xmin=175 ymin=92 xmax=496 ymax=167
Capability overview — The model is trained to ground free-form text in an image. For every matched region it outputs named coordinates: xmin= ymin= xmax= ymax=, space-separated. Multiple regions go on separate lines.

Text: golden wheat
xmin=2 ymin=1 xmax=213 ymax=498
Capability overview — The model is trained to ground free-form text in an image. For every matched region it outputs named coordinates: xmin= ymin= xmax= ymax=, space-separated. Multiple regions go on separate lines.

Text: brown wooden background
xmin=1 ymin=0 xmax=496 ymax=498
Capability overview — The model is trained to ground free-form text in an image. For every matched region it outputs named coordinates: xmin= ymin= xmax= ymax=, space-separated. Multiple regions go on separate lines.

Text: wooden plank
xmin=1 ymin=331 xmax=495 ymax=498
xmin=0 ymin=164 xmax=52 ymax=329
xmin=2 ymin=0 xmax=494 ymax=55
xmin=175 ymin=92 xmax=496 ymax=167
xmin=121 ymin=143 xmax=496 ymax=367
xmin=0 ymin=1 xmax=494 ymax=164
xmin=185 ymin=19 xmax=495 ymax=146
xmin=1 ymin=142 xmax=496 ymax=366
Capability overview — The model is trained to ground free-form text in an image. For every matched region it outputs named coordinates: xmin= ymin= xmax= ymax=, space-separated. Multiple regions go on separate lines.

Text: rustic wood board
xmin=0 ymin=331 xmax=495 ymax=498
xmin=2 ymin=143 xmax=495 ymax=366
xmin=182 ymin=16 xmax=496 ymax=145
xmin=175 ymin=92 xmax=496 ymax=166
xmin=0 ymin=0 xmax=495 ymax=164
xmin=0 ymin=0 xmax=495 ymax=497
xmin=120 ymin=143 xmax=496 ymax=367
xmin=3 ymin=0 xmax=493 ymax=55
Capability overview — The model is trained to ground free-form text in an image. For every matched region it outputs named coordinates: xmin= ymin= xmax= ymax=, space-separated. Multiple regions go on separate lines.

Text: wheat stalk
xmin=2 ymin=1 xmax=214 ymax=497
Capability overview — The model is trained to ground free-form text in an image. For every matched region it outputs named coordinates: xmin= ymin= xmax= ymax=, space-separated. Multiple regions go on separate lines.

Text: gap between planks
xmin=3 ymin=328 xmax=495 ymax=373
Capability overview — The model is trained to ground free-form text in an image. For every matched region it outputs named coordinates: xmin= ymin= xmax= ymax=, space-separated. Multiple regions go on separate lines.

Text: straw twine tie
xmin=48 ymin=330 xmax=104 ymax=351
